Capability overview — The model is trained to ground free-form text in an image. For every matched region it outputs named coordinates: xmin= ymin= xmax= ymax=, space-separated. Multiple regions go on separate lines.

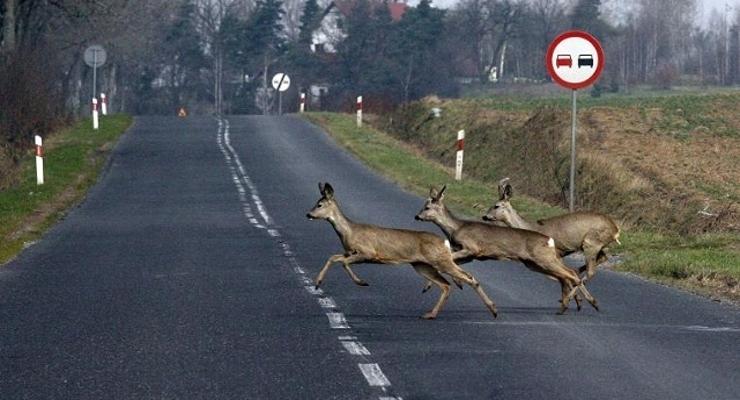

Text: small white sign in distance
xmin=83 ymin=45 xmax=107 ymax=68
xmin=271 ymin=73 xmax=291 ymax=92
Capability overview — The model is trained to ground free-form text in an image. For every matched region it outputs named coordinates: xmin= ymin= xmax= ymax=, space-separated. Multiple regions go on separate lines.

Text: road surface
xmin=1 ymin=115 xmax=738 ymax=399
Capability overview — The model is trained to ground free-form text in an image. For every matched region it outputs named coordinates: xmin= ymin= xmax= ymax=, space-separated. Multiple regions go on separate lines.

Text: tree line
xmin=1 ymin=0 xmax=739 ymax=159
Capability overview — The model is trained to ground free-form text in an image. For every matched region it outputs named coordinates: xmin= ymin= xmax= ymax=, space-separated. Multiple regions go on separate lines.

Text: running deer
xmin=306 ymin=182 xmax=498 ymax=320
xmin=482 ymin=178 xmax=620 ymax=282
xmin=415 ymin=185 xmax=598 ymax=314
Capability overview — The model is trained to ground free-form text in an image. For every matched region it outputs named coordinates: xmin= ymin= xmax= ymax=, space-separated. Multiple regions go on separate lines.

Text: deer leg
xmin=440 ymin=262 xmax=498 ymax=319
xmin=576 ymin=283 xmax=599 ymax=311
xmin=316 ymin=254 xmax=343 ymax=288
xmin=423 ymin=277 xmax=463 ymax=293
xmin=316 ymin=253 xmax=366 ymax=288
xmin=561 ymin=280 xmax=582 ymax=312
xmin=547 ymin=264 xmax=581 ymax=315
xmin=451 ymin=249 xmax=475 ymax=263
xmin=557 ymin=279 xmax=573 ymax=315
xmin=579 ymin=234 xmax=611 ymax=282
xmin=341 ymin=263 xmax=369 ymax=287
xmin=422 ymin=249 xmax=471 ymax=292
xmin=412 ymin=263 xmax=451 ymax=320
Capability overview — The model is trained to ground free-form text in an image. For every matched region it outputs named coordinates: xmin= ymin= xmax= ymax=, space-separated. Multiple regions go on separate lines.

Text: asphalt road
xmin=1 ymin=115 xmax=738 ymax=400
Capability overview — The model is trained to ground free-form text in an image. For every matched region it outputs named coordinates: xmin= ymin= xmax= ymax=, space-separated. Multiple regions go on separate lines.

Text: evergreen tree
xmin=393 ymin=0 xmax=446 ymax=102
xmin=162 ymin=1 xmax=207 ymax=111
xmin=336 ymin=0 xmax=398 ymax=104
xmin=298 ymin=0 xmax=321 ymax=47
xmin=570 ymin=0 xmax=609 ymax=40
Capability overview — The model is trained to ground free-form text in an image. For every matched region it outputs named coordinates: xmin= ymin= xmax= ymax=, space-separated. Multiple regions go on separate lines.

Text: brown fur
xmin=483 ymin=179 xmax=620 ymax=281
xmin=307 ymin=182 xmax=498 ymax=320
xmin=416 ymin=185 xmax=599 ymax=314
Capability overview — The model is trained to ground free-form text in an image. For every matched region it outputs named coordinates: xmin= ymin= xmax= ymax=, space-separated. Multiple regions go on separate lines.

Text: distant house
xmin=311 ymin=0 xmax=409 ymax=53
xmin=307 ymin=1 xmax=409 ymax=109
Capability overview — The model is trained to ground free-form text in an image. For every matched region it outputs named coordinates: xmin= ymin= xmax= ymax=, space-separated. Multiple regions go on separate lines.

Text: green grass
xmin=0 ymin=114 xmax=133 ymax=263
xmin=464 ymin=91 xmax=740 ymax=137
xmin=304 ymin=112 xmax=740 ymax=300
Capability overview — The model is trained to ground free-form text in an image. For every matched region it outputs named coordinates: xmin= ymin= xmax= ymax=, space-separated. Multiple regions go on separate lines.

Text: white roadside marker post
xmin=100 ymin=93 xmax=108 ymax=116
xmin=455 ymin=130 xmax=465 ymax=181
xmin=300 ymin=92 xmax=306 ymax=113
xmin=356 ymin=96 xmax=363 ymax=128
xmin=35 ymin=135 xmax=44 ymax=185
xmin=92 ymin=97 xmax=99 ymax=130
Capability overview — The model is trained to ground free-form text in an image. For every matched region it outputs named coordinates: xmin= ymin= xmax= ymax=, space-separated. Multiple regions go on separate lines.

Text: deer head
xmin=307 ymin=182 xmax=339 ymax=221
xmin=482 ymin=178 xmax=515 ymax=223
xmin=415 ymin=185 xmax=447 ymax=222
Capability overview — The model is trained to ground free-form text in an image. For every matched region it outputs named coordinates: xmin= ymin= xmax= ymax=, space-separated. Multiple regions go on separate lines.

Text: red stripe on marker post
xmin=35 ymin=135 xmax=44 ymax=185
xmin=100 ymin=93 xmax=108 ymax=116
xmin=92 ymin=97 xmax=99 ymax=130
xmin=356 ymin=96 xmax=363 ymax=128
xmin=455 ymin=130 xmax=465 ymax=181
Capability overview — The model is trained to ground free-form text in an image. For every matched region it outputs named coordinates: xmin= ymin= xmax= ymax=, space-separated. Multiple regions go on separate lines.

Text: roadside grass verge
xmin=0 ymin=115 xmax=133 ymax=264
xmin=303 ymin=112 xmax=740 ymax=302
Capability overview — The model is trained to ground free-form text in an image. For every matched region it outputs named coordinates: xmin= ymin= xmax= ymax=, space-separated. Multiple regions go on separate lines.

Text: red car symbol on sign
xmin=578 ymin=54 xmax=594 ymax=68
xmin=556 ymin=54 xmax=572 ymax=68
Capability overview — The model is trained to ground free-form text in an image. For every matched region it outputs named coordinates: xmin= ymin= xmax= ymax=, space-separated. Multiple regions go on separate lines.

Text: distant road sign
xmin=546 ymin=31 xmax=604 ymax=90
xmin=84 ymin=45 xmax=107 ymax=68
xmin=271 ymin=73 xmax=290 ymax=92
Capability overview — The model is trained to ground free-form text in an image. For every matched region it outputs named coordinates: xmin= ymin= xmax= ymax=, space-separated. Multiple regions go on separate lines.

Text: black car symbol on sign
xmin=578 ymin=54 xmax=594 ymax=68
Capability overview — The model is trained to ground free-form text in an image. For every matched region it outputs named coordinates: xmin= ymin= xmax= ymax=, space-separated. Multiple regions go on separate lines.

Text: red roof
xmin=387 ymin=2 xmax=408 ymax=21
xmin=333 ymin=0 xmax=409 ymax=22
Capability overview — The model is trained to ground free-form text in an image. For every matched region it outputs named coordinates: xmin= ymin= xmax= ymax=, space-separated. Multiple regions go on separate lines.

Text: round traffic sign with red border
xmin=546 ymin=30 xmax=604 ymax=90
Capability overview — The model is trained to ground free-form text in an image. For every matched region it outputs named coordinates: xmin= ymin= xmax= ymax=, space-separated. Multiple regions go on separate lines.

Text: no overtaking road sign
xmin=545 ymin=30 xmax=605 ymax=212
xmin=546 ymin=30 xmax=604 ymax=90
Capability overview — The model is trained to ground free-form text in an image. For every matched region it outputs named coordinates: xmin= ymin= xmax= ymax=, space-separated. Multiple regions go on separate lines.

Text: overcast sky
xmin=411 ymin=0 xmax=739 ymax=27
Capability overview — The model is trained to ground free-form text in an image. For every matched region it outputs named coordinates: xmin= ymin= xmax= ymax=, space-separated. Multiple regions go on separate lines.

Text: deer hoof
xmin=421 ymin=312 xmax=437 ymax=320
xmin=590 ymin=301 xmax=600 ymax=312
xmin=356 ymin=280 xmax=369 ymax=287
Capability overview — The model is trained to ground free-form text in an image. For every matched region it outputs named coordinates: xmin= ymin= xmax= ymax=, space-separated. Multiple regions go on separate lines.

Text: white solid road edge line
xmin=358 ymin=363 xmax=391 ymax=387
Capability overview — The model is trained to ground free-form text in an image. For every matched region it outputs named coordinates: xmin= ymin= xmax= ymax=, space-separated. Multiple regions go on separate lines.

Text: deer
xmin=306 ymin=182 xmax=499 ymax=320
xmin=415 ymin=185 xmax=598 ymax=314
xmin=482 ymin=178 xmax=621 ymax=282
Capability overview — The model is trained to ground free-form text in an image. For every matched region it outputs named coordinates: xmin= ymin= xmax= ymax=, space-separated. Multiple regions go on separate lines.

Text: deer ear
xmin=437 ymin=184 xmax=447 ymax=201
xmin=319 ymin=182 xmax=326 ymax=195
xmin=429 ymin=187 xmax=439 ymax=200
xmin=498 ymin=177 xmax=511 ymax=200
xmin=503 ymin=184 xmax=513 ymax=201
xmin=323 ymin=182 xmax=335 ymax=199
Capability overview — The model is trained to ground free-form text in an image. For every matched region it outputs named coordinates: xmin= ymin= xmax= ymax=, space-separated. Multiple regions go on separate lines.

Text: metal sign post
xmin=84 ymin=45 xmax=107 ymax=102
xmin=546 ymin=30 xmax=604 ymax=211
xmin=569 ymin=90 xmax=577 ymax=211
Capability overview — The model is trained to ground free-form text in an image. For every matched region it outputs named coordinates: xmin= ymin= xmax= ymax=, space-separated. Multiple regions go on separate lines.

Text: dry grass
xmin=382 ymin=92 xmax=740 ymax=234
